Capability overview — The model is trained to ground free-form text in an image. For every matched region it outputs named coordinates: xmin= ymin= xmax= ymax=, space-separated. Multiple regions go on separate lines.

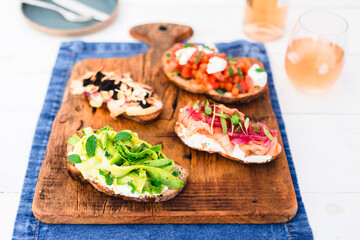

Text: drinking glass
xmin=285 ymin=10 xmax=348 ymax=93
xmin=243 ymin=0 xmax=289 ymax=42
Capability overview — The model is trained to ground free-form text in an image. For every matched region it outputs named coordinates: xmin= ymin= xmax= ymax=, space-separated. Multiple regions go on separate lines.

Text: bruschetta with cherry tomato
xmin=162 ymin=43 xmax=268 ymax=103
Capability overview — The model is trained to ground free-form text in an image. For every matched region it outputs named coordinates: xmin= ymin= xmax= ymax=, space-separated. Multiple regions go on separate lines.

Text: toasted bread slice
xmin=71 ymin=71 xmax=163 ymax=123
xmin=174 ymin=123 xmax=279 ymax=165
xmin=162 ymin=50 xmax=267 ymax=103
xmin=67 ymin=130 xmax=189 ymax=202
xmin=174 ymin=103 xmax=282 ymax=164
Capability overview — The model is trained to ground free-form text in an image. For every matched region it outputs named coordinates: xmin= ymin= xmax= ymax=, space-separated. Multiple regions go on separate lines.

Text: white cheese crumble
xmin=179 ymin=124 xmax=272 ymax=163
xmin=198 ymin=43 xmax=218 ymax=55
xmin=175 ymin=47 xmax=197 ymax=65
xmin=206 ymin=57 xmax=227 ymax=74
xmin=247 ymin=64 xmax=268 ymax=87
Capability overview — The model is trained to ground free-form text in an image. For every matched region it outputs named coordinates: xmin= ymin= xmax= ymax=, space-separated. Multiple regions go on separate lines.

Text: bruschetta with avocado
xmin=175 ymin=100 xmax=282 ymax=164
xmin=162 ymin=43 xmax=268 ymax=103
xmin=70 ymin=71 xmax=163 ymax=123
xmin=67 ymin=126 xmax=188 ymax=202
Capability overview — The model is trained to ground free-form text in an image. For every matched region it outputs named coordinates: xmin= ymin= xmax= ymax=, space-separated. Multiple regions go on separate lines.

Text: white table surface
xmin=1 ymin=0 xmax=359 ymax=239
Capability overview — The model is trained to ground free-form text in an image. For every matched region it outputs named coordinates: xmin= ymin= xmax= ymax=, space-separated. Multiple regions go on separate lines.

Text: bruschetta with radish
xmin=175 ymin=100 xmax=282 ymax=164
xmin=70 ymin=71 xmax=163 ymax=123
xmin=162 ymin=43 xmax=268 ymax=103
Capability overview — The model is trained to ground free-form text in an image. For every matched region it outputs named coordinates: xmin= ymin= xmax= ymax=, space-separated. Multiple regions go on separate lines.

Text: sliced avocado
xmin=141 ymin=158 xmax=173 ymax=168
xmin=95 ymin=145 xmax=104 ymax=159
xmin=82 ymin=127 xmax=94 ymax=136
xmin=110 ymin=165 xmax=183 ymax=189
xmin=109 ymin=152 xmax=125 ymax=166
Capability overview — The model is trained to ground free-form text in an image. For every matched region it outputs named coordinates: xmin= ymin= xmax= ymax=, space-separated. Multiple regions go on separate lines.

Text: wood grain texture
xmin=32 ymin=23 xmax=297 ymax=224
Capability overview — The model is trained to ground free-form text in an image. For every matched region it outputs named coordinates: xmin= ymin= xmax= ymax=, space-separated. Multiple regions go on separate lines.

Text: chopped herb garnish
xmin=203 ymin=44 xmax=210 ymax=50
xmin=256 ymin=68 xmax=265 ymax=73
xmin=184 ymin=43 xmax=194 ymax=47
xmin=114 ymin=131 xmax=132 ymax=141
xmin=105 ymin=174 xmax=113 ymax=185
xmin=104 ymin=151 xmax=111 ymax=158
xmin=220 ymin=117 xmax=227 ymax=135
xmin=227 ymin=56 xmax=239 ymax=62
xmin=172 ymin=169 xmax=181 ymax=177
xmin=193 ymin=101 xmax=199 ymax=110
xmin=238 ymin=67 xmax=243 ymax=79
xmin=85 ymin=135 xmax=97 ymax=157
xmin=195 ymin=51 xmax=202 ymax=63
xmin=205 ymin=105 xmax=212 ymax=115
xmin=236 ymin=83 xmax=242 ymax=91
xmin=99 ymin=169 xmax=109 ymax=176
xmin=166 ymin=53 xmax=171 ymax=57
xmin=215 ymin=89 xmax=225 ymax=95
xmin=67 ymin=154 xmax=82 ymax=164
xmin=229 ymin=65 xmax=234 ymax=76
xmin=252 ymin=124 xmax=260 ymax=133
xmin=244 ymin=118 xmax=250 ymax=132
xmin=263 ymin=127 xmax=274 ymax=140
xmin=127 ymin=182 xmax=136 ymax=193
xmin=231 ymin=113 xmax=240 ymax=126
xmin=215 ymin=113 xmax=229 ymax=119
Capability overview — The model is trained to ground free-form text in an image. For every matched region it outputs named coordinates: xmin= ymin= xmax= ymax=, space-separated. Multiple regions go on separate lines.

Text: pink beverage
xmin=243 ymin=0 xmax=289 ymax=42
xmin=285 ymin=38 xmax=344 ymax=92
xmin=285 ymin=10 xmax=348 ymax=93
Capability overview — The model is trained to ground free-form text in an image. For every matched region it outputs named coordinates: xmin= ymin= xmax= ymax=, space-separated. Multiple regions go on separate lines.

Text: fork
xmin=22 ymin=0 xmax=92 ymax=22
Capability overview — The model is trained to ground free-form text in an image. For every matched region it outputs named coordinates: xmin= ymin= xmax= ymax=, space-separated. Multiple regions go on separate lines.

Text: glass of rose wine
xmin=243 ymin=0 xmax=289 ymax=42
xmin=285 ymin=10 xmax=348 ymax=93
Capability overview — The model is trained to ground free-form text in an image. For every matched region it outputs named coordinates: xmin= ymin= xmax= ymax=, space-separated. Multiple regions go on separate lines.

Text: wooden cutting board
xmin=32 ymin=23 xmax=298 ymax=224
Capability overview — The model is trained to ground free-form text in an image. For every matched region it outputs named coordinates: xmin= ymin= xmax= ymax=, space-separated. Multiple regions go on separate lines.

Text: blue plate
xmin=21 ymin=0 xmax=118 ymax=36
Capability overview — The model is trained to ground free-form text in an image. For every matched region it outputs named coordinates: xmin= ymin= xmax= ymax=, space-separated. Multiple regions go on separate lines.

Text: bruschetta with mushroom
xmin=70 ymin=71 xmax=163 ymax=123
xmin=162 ymin=43 xmax=268 ymax=103
xmin=175 ymin=100 xmax=282 ymax=164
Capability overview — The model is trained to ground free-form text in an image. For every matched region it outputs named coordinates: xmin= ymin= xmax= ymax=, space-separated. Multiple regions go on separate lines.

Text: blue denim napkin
xmin=12 ymin=41 xmax=313 ymax=240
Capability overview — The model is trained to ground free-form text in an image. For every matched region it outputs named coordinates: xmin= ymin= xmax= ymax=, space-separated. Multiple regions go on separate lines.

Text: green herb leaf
xmin=205 ymin=105 xmax=212 ymax=115
xmin=220 ymin=117 xmax=228 ymax=135
xmin=85 ymin=135 xmax=97 ymax=157
xmin=99 ymin=169 xmax=109 ymax=176
xmin=195 ymin=51 xmax=202 ymax=63
xmin=227 ymin=56 xmax=239 ymax=62
xmin=215 ymin=89 xmax=225 ymax=95
xmin=244 ymin=118 xmax=250 ymax=132
xmin=171 ymin=169 xmax=181 ymax=177
xmin=203 ymin=44 xmax=210 ymax=50
xmin=114 ymin=132 xmax=132 ymax=142
xmin=252 ymin=124 xmax=260 ymax=133
xmin=105 ymin=174 xmax=113 ymax=185
xmin=256 ymin=68 xmax=265 ymax=73
xmin=263 ymin=127 xmax=274 ymax=140
xmin=215 ymin=113 xmax=229 ymax=118
xmin=172 ymin=69 xmax=180 ymax=73
xmin=96 ymin=125 xmax=113 ymax=134
xmin=184 ymin=43 xmax=194 ymax=47
xmin=231 ymin=113 xmax=240 ymax=126
xmin=236 ymin=83 xmax=242 ymax=91
xmin=166 ymin=53 xmax=171 ymax=57
xmin=192 ymin=101 xmax=199 ymax=110
xmin=67 ymin=154 xmax=82 ymax=164
xmin=234 ymin=124 xmax=243 ymax=133
xmin=229 ymin=65 xmax=234 ymax=76
xmin=237 ymin=67 xmax=243 ymax=79
xmin=127 ymin=182 xmax=136 ymax=193
xmin=104 ymin=151 xmax=111 ymax=158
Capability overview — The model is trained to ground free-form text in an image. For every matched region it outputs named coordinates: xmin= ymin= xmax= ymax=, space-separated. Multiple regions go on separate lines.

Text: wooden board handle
xmin=130 ymin=23 xmax=193 ymax=50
